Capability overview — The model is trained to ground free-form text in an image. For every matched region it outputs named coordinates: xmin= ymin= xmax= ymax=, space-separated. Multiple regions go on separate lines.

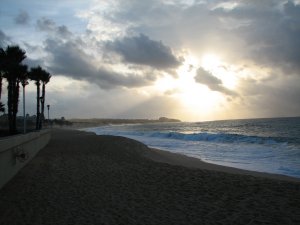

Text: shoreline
xmin=1 ymin=129 xmax=300 ymax=224
xmin=145 ymin=147 xmax=300 ymax=183
xmin=81 ymin=128 xmax=300 ymax=182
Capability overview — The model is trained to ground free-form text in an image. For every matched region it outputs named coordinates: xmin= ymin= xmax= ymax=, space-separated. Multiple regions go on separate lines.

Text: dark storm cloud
xmin=107 ymin=1 xmax=221 ymax=48
xmin=213 ymin=0 xmax=300 ymax=74
xmin=14 ymin=10 xmax=30 ymax=25
xmin=34 ymin=17 xmax=165 ymax=89
xmin=111 ymin=1 xmax=300 ymax=75
xmin=24 ymin=58 xmax=45 ymax=68
xmin=105 ymin=34 xmax=181 ymax=70
xmin=36 ymin=17 xmax=72 ymax=38
xmin=44 ymin=38 xmax=153 ymax=89
xmin=195 ymin=67 xmax=237 ymax=96
xmin=285 ymin=0 xmax=300 ymax=18
xmin=36 ymin=17 xmax=55 ymax=31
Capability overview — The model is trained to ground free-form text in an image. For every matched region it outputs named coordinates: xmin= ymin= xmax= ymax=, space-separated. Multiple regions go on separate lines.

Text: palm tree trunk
xmin=7 ymin=79 xmax=14 ymax=134
xmin=40 ymin=83 xmax=46 ymax=129
xmin=12 ymin=80 xmax=20 ymax=133
xmin=0 ymin=76 xmax=2 ymax=99
xmin=7 ymin=79 xmax=12 ymax=131
xmin=22 ymin=84 xmax=26 ymax=134
xmin=0 ymin=77 xmax=4 ymax=113
xmin=36 ymin=83 xmax=40 ymax=130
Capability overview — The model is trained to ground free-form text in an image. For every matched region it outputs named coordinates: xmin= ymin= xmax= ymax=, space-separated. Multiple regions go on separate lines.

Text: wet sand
xmin=0 ymin=129 xmax=299 ymax=225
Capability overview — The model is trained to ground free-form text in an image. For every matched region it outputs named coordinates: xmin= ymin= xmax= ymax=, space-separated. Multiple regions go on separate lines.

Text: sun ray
xmin=201 ymin=53 xmax=237 ymax=89
xmin=154 ymin=53 xmax=227 ymax=119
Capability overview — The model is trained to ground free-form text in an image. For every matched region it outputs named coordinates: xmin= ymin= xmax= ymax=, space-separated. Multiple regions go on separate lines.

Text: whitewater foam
xmin=84 ymin=118 xmax=300 ymax=178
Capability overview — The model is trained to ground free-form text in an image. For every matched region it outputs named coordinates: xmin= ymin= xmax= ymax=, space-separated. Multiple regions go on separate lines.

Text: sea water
xmin=84 ymin=117 xmax=300 ymax=178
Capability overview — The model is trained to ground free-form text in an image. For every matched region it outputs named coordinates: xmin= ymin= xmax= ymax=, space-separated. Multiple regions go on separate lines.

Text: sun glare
xmin=154 ymin=52 xmax=240 ymax=120
xmin=201 ymin=54 xmax=221 ymax=71
xmin=201 ymin=53 xmax=237 ymax=89
xmin=154 ymin=54 xmax=226 ymax=118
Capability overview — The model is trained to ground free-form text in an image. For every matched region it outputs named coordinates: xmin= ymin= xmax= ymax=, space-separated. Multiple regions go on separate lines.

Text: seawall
xmin=0 ymin=130 xmax=51 ymax=189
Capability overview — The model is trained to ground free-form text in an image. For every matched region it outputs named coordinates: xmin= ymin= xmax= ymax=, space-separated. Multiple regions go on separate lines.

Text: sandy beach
xmin=0 ymin=129 xmax=300 ymax=225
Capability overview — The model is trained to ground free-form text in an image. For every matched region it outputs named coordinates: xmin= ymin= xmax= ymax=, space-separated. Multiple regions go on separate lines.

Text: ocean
xmin=84 ymin=117 xmax=300 ymax=178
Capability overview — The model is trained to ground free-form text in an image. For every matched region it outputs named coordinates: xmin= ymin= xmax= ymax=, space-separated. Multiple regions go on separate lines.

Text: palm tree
xmin=12 ymin=64 xmax=28 ymax=132
xmin=18 ymin=65 xmax=29 ymax=133
xmin=0 ymin=102 xmax=4 ymax=113
xmin=1 ymin=46 xmax=27 ymax=134
xmin=21 ymin=76 xmax=29 ymax=133
xmin=29 ymin=66 xmax=45 ymax=130
xmin=39 ymin=70 xmax=51 ymax=129
xmin=0 ymin=69 xmax=3 ymax=100
xmin=0 ymin=48 xmax=5 ymax=113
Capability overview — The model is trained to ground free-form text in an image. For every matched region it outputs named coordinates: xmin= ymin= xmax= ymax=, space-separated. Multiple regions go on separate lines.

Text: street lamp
xmin=22 ymin=80 xmax=29 ymax=134
xmin=47 ymin=104 xmax=50 ymax=128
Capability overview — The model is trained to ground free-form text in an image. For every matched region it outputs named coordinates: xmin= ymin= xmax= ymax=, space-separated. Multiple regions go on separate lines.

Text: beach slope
xmin=0 ymin=129 xmax=299 ymax=225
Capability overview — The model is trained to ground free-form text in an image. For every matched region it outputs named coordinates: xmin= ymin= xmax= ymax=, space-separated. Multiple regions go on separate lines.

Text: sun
xmin=201 ymin=53 xmax=237 ymax=89
xmin=154 ymin=54 xmax=226 ymax=118
xmin=201 ymin=54 xmax=221 ymax=71
xmin=151 ymin=51 xmax=242 ymax=121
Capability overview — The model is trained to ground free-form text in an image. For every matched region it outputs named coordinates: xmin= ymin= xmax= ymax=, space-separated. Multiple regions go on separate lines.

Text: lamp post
xmin=47 ymin=104 xmax=50 ymax=128
xmin=22 ymin=81 xmax=28 ymax=134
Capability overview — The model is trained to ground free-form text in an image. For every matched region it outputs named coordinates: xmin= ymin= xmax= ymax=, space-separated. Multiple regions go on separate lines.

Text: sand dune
xmin=0 ymin=129 xmax=299 ymax=225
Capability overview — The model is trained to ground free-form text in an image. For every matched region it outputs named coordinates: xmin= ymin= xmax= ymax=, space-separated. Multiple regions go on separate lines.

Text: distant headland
xmin=69 ymin=117 xmax=181 ymax=128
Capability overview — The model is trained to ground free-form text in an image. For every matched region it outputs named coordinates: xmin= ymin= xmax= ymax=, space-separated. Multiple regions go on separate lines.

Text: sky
xmin=0 ymin=0 xmax=300 ymax=122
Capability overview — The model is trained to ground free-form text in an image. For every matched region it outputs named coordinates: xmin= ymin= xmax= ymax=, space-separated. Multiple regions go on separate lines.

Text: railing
xmin=0 ymin=130 xmax=51 ymax=189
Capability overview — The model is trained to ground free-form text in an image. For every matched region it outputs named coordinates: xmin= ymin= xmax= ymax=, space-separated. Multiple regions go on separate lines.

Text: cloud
xmin=0 ymin=30 xmax=11 ymax=47
xmin=194 ymin=67 xmax=237 ymax=96
xmin=117 ymin=95 xmax=180 ymax=119
xmin=2 ymin=0 xmax=299 ymax=120
xmin=44 ymin=38 xmax=154 ymax=89
xmin=106 ymin=0 xmax=300 ymax=75
xmin=36 ymin=17 xmax=56 ymax=31
xmin=105 ymin=33 xmax=182 ymax=70
xmin=36 ymin=17 xmax=72 ymax=38
xmin=14 ymin=10 xmax=30 ymax=25
xmin=230 ymin=75 xmax=300 ymax=118
xmin=24 ymin=58 xmax=45 ymax=68
xmin=213 ymin=1 xmax=300 ymax=74
xmin=25 ymin=79 xmax=181 ymax=120
xmin=33 ymin=17 xmax=169 ymax=89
